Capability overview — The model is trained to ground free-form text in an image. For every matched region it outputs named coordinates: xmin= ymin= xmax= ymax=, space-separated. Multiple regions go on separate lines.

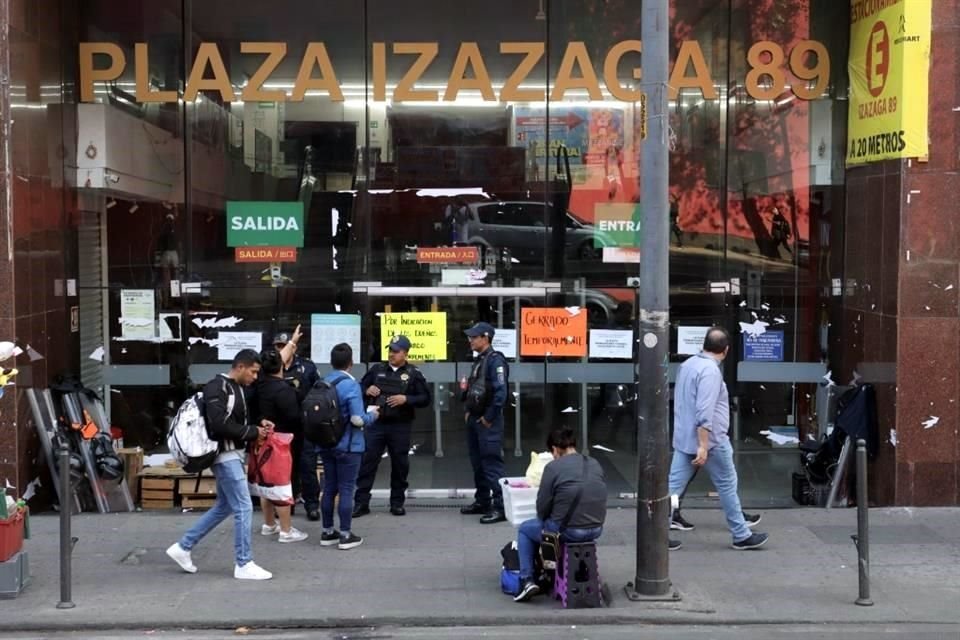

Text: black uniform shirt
xmin=360 ymin=363 xmax=432 ymax=424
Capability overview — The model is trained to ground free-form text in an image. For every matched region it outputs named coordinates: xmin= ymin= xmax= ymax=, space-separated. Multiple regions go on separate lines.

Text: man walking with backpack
xmin=459 ymin=322 xmax=510 ymax=525
xmin=166 ymin=349 xmax=276 ymax=580
xmin=312 ymin=343 xmax=378 ymax=549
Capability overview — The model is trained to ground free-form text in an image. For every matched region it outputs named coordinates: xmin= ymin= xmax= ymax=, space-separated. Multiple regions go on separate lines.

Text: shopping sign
xmin=846 ymin=0 xmax=932 ymax=165
xmin=594 ymin=203 xmax=641 ymax=248
xmin=226 ymin=201 xmax=305 ymax=248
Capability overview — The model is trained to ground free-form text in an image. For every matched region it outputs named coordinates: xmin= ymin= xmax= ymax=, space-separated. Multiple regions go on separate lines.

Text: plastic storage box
xmin=499 ymin=477 xmax=538 ymax=526
xmin=0 ymin=509 xmax=25 ymax=563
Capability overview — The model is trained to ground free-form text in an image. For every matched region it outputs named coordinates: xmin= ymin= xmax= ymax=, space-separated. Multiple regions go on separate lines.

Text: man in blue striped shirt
xmin=669 ymin=327 xmax=769 ymax=550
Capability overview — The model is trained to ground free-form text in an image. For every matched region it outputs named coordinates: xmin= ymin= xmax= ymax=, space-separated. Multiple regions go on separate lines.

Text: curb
xmin=2 ymin=615 xmax=960 ymax=633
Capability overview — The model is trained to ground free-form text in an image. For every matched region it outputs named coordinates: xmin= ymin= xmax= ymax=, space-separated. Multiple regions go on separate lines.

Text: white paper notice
xmin=120 ymin=290 xmax=155 ymax=339
xmin=492 ymin=329 xmax=517 ymax=360
xmin=589 ymin=330 xmax=634 ymax=359
xmin=311 ymin=314 xmax=362 ymax=364
xmin=677 ymin=326 xmax=710 ymax=355
xmin=217 ymin=332 xmax=263 ymax=361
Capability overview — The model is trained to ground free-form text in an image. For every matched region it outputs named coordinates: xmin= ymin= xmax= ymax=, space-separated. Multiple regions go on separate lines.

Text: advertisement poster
xmin=119 ymin=289 xmax=155 ymax=339
xmin=380 ymin=312 xmax=447 ymax=361
xmin=847 ymin=0 xmax=932 ymax=165
xmin=677 ymin=326 xmax=710 ymax=355
xmin=520 ymin=308 xmax=588 ymax=358
xmin=217 ymin=332 xmax=263 ymax=361
xmin=589 ymin=330 xmax=634 ymax=360
xmin=311 ymin=314 xmax=362 ymax=364
xmin=743 ymin=331 xmax=785 ymax=362
xmin=514 ymin=106 xmax=624 ymax=182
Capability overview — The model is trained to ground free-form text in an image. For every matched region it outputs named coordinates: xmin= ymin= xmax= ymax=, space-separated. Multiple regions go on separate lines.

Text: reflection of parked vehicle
xmin=463 ymin=201 xmax=612 ymax=262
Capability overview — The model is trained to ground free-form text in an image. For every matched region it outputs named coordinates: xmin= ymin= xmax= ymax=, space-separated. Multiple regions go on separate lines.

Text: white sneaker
xmin=261 ymin=524 xmax=281 ymax=536
xmin=234 ymin=561 xmax=273 ymax=580
xmin=166 ymin=543 xmax=197 ymax=574
xmin=278 ymin=527 xmax=309 ymax=543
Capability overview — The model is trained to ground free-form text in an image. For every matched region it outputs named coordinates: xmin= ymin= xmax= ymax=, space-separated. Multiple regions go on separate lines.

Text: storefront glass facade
xmin=43 ymin=0 xmax=851 ymax=505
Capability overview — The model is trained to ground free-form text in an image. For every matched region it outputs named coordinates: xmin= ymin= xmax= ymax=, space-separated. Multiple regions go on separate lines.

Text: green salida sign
xmin=226 ymin=201 xmax=305 ymax=247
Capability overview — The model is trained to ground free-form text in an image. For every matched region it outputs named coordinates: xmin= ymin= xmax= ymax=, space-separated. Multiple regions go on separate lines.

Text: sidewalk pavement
xmin=4 ymin=504 xmax=960 ymax=632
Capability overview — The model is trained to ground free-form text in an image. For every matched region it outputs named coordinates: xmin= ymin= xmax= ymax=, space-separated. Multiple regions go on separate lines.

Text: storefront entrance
xmin=67 ymin=0 xmax=851 ymax=507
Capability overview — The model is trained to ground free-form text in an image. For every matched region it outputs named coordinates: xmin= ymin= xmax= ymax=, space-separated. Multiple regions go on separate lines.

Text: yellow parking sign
xmin=846 ymin=0 xmax=932 ymax=165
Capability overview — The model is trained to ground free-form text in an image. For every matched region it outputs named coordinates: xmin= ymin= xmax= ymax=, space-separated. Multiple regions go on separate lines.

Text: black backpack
xmin=302 ymin=376 xmax=347 ymax=448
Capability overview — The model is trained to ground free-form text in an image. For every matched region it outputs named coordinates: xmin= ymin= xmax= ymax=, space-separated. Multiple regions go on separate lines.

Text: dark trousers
xmin=354 ymin=422 xmax=412 ymax=508
xmin=300 ymin=440 xmax=322 ymax=512
xmin=466 ymin=415 xmax=505 ymax=510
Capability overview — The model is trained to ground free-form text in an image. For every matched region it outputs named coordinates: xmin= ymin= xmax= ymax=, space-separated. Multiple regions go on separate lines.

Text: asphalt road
xmin=5 ymin=625 xmax=960 ymax=640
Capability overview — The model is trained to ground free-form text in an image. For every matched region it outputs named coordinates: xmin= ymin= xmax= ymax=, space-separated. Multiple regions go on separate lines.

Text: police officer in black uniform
xmin=459 ymin=322 xmax=509 ymax=524
xmin=272 ymin=330 xmax=322 ymax=520
xmin=353 ymin=335 xmax=432 ymax=517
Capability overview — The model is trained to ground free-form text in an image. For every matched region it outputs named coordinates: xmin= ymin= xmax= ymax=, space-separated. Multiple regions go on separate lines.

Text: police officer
xmin=272 ymin=329 xmax=322 ymax=520
xmin=459 ymin=322 xmax=509 ymax=524
xmin=353 ymin=335 xmax=432 ymax=517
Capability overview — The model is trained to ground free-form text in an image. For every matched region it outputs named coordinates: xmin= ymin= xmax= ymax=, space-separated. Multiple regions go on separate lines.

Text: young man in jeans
xmin=166 ymin=349 xmax=276 ymax=580
xmin=318 ymin=343 xmax=379 ymax=550
xmin=514 ymin=428 xmax=606 ymax=603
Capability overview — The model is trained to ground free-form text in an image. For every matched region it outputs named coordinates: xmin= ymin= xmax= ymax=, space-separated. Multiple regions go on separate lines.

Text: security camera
xmin=626 ymin=277 xmax=641 ymax=287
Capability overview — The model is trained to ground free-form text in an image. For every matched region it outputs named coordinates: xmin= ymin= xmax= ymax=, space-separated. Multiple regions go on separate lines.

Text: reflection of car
xmin=463 ymin=201 xmax=612 ymax=262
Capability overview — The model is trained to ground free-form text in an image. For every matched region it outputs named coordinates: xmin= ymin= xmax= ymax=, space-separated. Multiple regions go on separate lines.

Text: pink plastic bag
xmin=248 ymin=432 xmax=294 ymax=505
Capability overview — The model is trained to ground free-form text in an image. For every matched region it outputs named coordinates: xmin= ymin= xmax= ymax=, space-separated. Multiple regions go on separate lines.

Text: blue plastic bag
xmin=500 ymin=567 xmax=521 ymax=596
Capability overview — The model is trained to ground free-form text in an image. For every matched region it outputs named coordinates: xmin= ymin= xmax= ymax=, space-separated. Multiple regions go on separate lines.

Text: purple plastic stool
xmin=551 ymin=541 xmax=604 ymax=608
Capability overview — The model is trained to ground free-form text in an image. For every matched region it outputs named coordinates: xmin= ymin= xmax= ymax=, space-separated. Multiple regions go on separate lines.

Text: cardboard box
xmin=181 ymin=495 xmax=216 ymax=509
xmin=178 ymin=477 xmax=216 ymax=495
xmin=141 ymin=478 xmax=176 ymax=491
xmin=141 ymin=499 xmax=175 ymax=510
xmin=117 ymin=447 xmax=143 ymax=499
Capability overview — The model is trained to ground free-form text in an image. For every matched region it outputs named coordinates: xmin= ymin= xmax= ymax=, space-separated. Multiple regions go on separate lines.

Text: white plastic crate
xmin=499 ymin=477 xmax=538 ymax=526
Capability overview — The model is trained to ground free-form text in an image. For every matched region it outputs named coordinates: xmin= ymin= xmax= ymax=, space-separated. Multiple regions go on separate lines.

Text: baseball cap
xmin=272 ymin=332 xmax=290 ymax=345
xmin=464 ymin=322 xmax=496 ymax=339
xmin=388 ymin=335 xmax=412 ymax=352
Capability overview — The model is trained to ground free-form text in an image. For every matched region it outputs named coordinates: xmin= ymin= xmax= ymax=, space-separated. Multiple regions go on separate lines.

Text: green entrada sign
xmin=594 ymin=203 xmax=642 ymax=248
xmin=226 ymin=201 xmax=305 ymax=247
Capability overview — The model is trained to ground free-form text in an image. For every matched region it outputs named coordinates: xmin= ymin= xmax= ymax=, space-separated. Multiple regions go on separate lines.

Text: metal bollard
xmin=56 ymin=444 xmax=75 ymax=609
xmin=853 ymin=438 xmax=873 ymax=606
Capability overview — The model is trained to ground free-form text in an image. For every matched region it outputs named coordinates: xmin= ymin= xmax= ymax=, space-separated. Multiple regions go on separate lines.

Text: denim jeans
xmin=517 ymin=517 xmax=603 ymax=581
xmin=301 ymin=440 xmax=322 ymax=511
xmin=466 ymin=416 xmax=505 ymax=510
xmin=668 ymin=440 xmax=751 ymax=542
xmin=319 ymin=450 xmax=363 ymax=533
xmin=179 ymin=457 xmax=253 ymax=566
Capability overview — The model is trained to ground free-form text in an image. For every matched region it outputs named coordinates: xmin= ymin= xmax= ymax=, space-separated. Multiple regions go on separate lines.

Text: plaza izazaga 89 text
xmin=79 ymin=39 xmax=831 ymax=104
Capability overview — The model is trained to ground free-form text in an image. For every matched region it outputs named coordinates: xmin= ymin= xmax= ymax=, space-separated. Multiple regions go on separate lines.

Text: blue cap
xmin=388 ymin=335 xmax=412 ymax=352
xmin=465 ymin=322 xmax=495 ymax=339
